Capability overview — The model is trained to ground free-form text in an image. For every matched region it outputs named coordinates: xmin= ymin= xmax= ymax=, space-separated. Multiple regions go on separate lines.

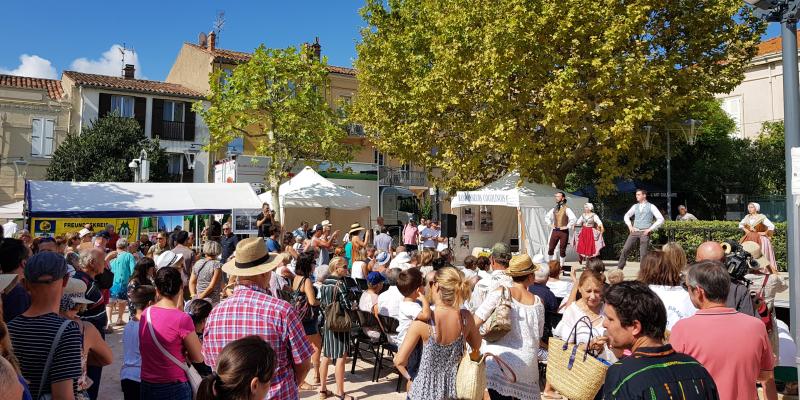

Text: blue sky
xmin=0 ymin=2 xmax=784 ymax=82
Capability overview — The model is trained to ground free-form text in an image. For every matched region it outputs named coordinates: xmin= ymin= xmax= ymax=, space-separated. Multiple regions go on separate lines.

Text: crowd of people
xmin=0 ymin=193 xmax=791 ymax=400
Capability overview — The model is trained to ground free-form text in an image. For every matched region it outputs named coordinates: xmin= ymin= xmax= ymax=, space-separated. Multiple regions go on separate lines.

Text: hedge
xmin=599 ymin=221 xmax=788 ymax=271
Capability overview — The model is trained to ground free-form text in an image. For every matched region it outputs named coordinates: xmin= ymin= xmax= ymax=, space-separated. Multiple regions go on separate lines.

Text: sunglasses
xmin=681 ymin=282 xmax=694 ymax=292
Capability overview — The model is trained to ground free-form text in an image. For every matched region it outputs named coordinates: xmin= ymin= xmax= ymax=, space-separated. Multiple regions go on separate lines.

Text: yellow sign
xmin=32 ymin=218 xmax=139 ymax=242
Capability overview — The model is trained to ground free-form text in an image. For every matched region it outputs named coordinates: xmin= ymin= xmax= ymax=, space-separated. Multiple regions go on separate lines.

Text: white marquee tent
xmin=0 ymin=201 xmax=23 ymax=219
xmin=450 ymin=171 xmax=588 ymax=260
xmin=259 ymin=166 xmax=371 ymax=233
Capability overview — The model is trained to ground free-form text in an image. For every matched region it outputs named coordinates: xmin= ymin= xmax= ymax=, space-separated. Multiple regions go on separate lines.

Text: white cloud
xmin=69 ymin=44 xmax=144 ymax=78
xmin=0 ymin=54 xmax=58 ymax=79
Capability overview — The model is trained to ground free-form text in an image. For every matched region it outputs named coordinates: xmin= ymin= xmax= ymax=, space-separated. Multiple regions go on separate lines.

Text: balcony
xmin=157 ymin=121 xmax=187 ymax=141
xmin=379 ymin=166 xmax=427 ymax=187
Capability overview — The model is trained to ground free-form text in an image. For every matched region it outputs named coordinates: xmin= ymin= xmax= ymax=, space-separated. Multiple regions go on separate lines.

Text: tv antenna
xmin=213 ymin=10 xmax=225 ymax=42
xmin=119 ymin=43 xmax=135 ymax=68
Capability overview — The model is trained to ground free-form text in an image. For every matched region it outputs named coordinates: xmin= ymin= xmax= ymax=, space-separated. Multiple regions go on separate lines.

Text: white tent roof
xmin=258 ymin=166 xmax=370 ymax=210
xmin=27 ymin=181 xmax=263 ymax=217
xmin=451 ymin=171 xmax=587 ymax=208
xmin=0 ymin=201 xmax=23 ymax=219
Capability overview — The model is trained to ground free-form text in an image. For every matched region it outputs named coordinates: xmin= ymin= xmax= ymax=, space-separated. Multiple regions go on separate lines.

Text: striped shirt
xmin=8 ymin=313 xmax=82 ymax=397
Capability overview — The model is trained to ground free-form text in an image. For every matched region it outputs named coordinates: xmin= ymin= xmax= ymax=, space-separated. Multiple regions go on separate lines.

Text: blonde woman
xmin=318 ymin=257 xmax=353 ymax=399
xmin=739 ymin=202 xmax=776 ymax=268
xmin=395 ymin=267 xmax=482 ymax=400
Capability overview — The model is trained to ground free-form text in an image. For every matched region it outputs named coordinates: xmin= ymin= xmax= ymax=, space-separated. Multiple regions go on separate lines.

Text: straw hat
xmin=222 ymin=237 xmax=285 ymax=276
xmin=741 ymin=241 xmax=770 ymax=270
xmin=349 ymin=223 xmax=365 ymax=235
xmin=506 ymin=254 xmax=539 ymax=277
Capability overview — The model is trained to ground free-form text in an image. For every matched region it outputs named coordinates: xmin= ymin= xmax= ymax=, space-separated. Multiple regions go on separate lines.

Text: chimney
xmin=311 ymin=37 xmax=321 ymax=61
xmin=123 ymin=64 xmax=135 ymax=80
xmin=208 ymin=31 xmax=216 ymax=51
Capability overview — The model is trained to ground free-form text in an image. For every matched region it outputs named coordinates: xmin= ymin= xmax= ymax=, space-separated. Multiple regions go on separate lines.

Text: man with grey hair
xmin=675 ymin=205 xmax=698 ymax=221
xmin=528 ymin=263 xmax=558 ymax=343
xmin=469 ymin=242 xmax=512 ymax=312
xmin=220 ymin=223 xmax=238 ymax=263
xmin=108 ymin=238 xmax=135 ymax=328
xmin=671 ymin=260 xmax=777 ymax=400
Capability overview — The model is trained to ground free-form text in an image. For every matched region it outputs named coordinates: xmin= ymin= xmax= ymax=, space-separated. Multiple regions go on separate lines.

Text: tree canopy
xmin=196 ymin=45 xmax=353 ymax=219
xmin=353 ymin=0 xmax=763 ymax=194
xmin=46 ymin=114 xmax=169 ymax=182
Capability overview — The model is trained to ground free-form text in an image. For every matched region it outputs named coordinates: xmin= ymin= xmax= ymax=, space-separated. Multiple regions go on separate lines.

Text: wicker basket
xmin=546 ymin=317 xmax=609 ymax=400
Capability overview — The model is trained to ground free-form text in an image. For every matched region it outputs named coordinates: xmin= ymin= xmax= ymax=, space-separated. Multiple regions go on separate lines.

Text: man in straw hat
xmin=202 ymin=238 xmax=313 ymax=400
xmin=602 ymin=281 xmax=718 ymax=399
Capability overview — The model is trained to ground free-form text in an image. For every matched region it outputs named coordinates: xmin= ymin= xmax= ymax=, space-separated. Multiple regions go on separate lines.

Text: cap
xmin=78 ymin=228 xmax=92 ymax=238
xmin=376 ymin=251 xmax=391 ymax=266
xmin=490 ymin=242 xmax=511 ymax=260
xmin=155 ymin=250 xmax=184 ymax=270
xmin=25 ymin=252 xmax=68 ymax=284
xmin=95 ymin=231 xmax=110 ymax=239
xmin=321 ymin=220 xmax=332 ymax=227
xmin=367 ymin=271 xmax=386 ymax=286
xmin=312 ymin=224 xmax=323 ymax=232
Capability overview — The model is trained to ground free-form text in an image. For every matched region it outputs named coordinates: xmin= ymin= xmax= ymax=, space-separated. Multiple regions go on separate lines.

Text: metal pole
xmin=666 ymin=129 xmax=672 ymax=220
xmin=779 ymin=17 xmax=800 ymax=374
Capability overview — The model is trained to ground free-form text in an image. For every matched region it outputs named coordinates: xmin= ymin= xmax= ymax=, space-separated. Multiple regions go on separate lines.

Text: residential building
xmin=61 ymin=66 xmax=211 ymax=182
xmin=716 ymin=34 xmax=797 ymax=138
xmin=0 ymin=74 xmax=72 ymax=204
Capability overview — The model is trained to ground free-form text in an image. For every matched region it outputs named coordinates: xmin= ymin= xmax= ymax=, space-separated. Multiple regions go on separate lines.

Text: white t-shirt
xmin=436 ymin=239 xmax=449 ymax=251
xmin=352 ymin=261 xmax=367 ymax=280
xmin=546 ymin=279 xmax=574 ymax=299
xmin=397 ymin=300 xmax=423 ymax=346
xmin=359 ymin=291 xmax=379 ymax=313
xmin=648 ymin=284 xmax=697 ymax=331
xmin=377 ymin=286 xmax=404 ymax=319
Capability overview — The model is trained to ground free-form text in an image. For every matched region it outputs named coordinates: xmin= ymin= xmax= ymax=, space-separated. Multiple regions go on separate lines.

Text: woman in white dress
xmin=638 ymin=246 xmax=695 ymax=331
xmin=574 ymin=203 xmax=605 ymax=263
xmin=739 ymin=202 xmax=777 ymax=268
xmin=475 ymin=255 xmax=545 ymax=400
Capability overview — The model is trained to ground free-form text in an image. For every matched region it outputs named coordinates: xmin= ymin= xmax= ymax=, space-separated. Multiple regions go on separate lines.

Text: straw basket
xmin=546 ymin=316 xmax=608 ymax=400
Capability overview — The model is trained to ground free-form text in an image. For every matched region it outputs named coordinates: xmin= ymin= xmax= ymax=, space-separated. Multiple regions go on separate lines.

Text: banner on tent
xmin=455 ymin=191 xmax=512 ymax=206
xmin=32 ymin=218 xmax=139 ymax=241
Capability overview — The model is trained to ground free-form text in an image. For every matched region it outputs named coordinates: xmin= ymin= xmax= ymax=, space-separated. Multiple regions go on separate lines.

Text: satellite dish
xmin=199 ymin=32 xmax=208 ymax=47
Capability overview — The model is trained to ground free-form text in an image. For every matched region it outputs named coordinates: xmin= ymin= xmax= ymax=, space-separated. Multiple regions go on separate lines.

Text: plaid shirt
xmin=203 ymin=284 xmax=313 ymax=400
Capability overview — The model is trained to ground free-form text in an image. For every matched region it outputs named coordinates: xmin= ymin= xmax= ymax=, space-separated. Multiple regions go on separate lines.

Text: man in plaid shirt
xmin=203 ymin=238 xmax=313 ymax=400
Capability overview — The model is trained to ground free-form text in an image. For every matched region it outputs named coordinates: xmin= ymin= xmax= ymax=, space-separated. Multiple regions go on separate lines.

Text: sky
xmin=0 ymin=2 xmax=784 ymax=83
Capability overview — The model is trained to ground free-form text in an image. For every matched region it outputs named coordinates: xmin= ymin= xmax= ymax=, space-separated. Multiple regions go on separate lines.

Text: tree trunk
xmin=269 ymin=173 xmax=282 ymax=223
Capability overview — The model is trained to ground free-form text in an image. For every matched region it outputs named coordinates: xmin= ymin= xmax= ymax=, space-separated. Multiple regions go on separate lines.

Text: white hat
xmin=390 ymin=252 xmax=411 ymax=269
xmin=156 ymin=250 xmax=184 ymax=270
xmin=63 ymin=278 xmax=93 ymax=304
xmin=78 ymin=228 xmax=92 ymax=238
xmin=321 ymin=220 xmax=332 ymax=227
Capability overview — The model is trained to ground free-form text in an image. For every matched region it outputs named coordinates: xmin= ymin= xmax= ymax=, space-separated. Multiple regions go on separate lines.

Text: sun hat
xmin=367 ymin=271 xmax=386 ymax=286
xmin=155 ymin=250 xmax=184 ymax=270
xmin=506 ymin=254 xmax=539 ymax=277
xmin=63 ymin=278 xmax=93 ymax=304
xmin=25 ymin=252 xmax=68 ymax=284
xmin=78 ymin=228 xmax=92 ymax=238
xmin=349 ymin=223 xmax=365 ymax=235
xmin=376 ymin=251 xmax=391 ymax=266
xmin=321 ymin=220 xmax=332 ymax=227
xmin=741 ymin=241 xmax=770 ymax=270
xmin=222 ymin=237 xmax=285 ymax=276
xmin=490 ymin=242 xmax=511 ymax=260
xmin=389 ymin=252 xmax=411 ymax=269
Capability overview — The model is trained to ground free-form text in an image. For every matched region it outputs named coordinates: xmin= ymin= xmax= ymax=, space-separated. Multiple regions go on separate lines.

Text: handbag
xmin=146 ymin=308 xmax=202 ymax=398
xmin=291 ymin=277 xmax=314 ymax=322
xmin=754 ymin=274 xmax=773 ymax=332
xmin=456 ymin=352 xmax=517 ymax=400
xmin=324 ymin=282 xmax=352 ymax=332
xmin=483 ymin=286 xmax=512 ymax=342
xmin=546 ymin=316 xmax=609 ymax=400
xmin=36 ymin=319 xmax=74 ymax=400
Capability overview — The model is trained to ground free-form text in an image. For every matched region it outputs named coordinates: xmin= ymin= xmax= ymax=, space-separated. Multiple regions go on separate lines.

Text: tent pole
xmin=517 ymin=207 xmax=527 ymax=254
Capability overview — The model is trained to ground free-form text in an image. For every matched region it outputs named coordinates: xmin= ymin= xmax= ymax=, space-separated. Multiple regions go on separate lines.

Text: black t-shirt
xmin=256 ymin=213 xmax=273 ymax=237
xmin=8 ymin=313 xmax=82 ymax=397
xmin=603 ymin=344 xmax=719 ymax=400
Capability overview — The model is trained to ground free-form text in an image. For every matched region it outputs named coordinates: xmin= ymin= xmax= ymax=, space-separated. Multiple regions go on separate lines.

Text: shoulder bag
xmin=324 ymin=281 xmax=352 ymax=332
xmin=36 ymin=319 xmax=75 ymax=400
xmin=291 ymin=277 xmax=314 ymax=322
xmin=145 ymin=307 xmax=202 ymax=398
xmin=483 ymin=286 xmax=512 ymax=342
xmin=547 ymin=315 xmax=609 ymax=400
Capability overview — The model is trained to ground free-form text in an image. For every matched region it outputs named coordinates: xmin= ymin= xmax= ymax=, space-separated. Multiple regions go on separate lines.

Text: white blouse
xmin=738 ymin=214 xmax=775 ymax=231
xmin=575 ymin=213 xmax=603 ymax=228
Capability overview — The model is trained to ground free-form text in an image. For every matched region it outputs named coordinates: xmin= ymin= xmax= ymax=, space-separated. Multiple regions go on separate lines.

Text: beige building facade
xmin=0 ymin=75 xmax=72 ymax=204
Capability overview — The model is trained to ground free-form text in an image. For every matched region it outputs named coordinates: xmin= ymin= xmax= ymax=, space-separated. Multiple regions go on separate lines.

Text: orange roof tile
xmin=756 ymin=33 xmax=800 ymax=57
xmin=62 ymin=71 xmax=204 ymax=99
xmin=186 ymin=43 xmax=356 ymax=76
xmin=0 ymin=74 xmax=64 ymax=100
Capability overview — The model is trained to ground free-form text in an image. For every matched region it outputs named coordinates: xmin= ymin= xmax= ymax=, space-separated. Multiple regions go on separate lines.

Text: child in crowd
xmin=186 ymin=299 xmax=214 ymax=376
xmin=396 ymin=268 xmax=431 ymax=388
xmin=121 ymin=285 xmax=156 ymax=400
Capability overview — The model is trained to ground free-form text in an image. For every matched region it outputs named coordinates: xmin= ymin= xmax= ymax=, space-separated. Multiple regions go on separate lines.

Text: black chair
xmin=375 ymin=314 xmax=404 ymax=392
xmin=351 ymin=310 xmax=383 ymax=374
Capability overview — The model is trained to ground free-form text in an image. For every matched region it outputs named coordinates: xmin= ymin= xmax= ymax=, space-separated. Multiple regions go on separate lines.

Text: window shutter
xmin=43 ymin=119 xmax=55 ymax=156
xmin=98 ymin=93 xmax=111 ymax=118
xmin=134 ymin=97 xmax=146 ymax=131
xmin=31 ymin=118 xmax=43 ymax=156
xmin=184 ymin=102 xmax=196 ymax=141
xmin=152 ymin=99 xmax=164 ymax=138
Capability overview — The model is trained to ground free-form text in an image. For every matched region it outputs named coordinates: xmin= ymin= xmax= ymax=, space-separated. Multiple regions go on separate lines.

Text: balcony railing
xmin=159 ymin=121 xmax=186 ymax=141
xmin=379 ymin=166 xmax=427 ymax=187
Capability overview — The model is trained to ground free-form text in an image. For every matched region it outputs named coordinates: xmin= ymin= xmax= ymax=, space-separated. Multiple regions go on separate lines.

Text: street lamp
xmin=744 ymin=0 xmax=800 ymax=377
xmin=12 ymin=158 xmax=28 ymax=179
xmin=641 ymin=120 xmax=701 ymax=219
xmin=129 ymin=150 xmax=150 ymax=183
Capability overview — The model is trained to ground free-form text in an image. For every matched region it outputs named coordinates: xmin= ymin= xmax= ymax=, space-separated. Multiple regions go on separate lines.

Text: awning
xmin=26 ymin=181 xmax=263 ymax=217
xmin=258 ymin=166 xmax=371 ymax=210
xmin=0 ymin=201 xmax=23 ymax=219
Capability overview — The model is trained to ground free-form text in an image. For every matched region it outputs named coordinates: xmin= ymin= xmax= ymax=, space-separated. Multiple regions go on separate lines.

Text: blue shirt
xmin=266 ymin=238 xmax=281 ymax=253
xmin=220 ymin=234 xmax=238 ymax=263
xmin=2 ymin=283 xmax=29 ymax=323
xmin=110 ymin=251 xmax=136 ymax=294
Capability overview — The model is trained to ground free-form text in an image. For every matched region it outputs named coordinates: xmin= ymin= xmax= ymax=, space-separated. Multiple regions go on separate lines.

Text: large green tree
xmin=196 ymin=45 xmax=353 ymax=219
xmin=46 ymin=113 xmax=169 ymax=182
xmin=353 ymin=0 xmax=763 ymax=193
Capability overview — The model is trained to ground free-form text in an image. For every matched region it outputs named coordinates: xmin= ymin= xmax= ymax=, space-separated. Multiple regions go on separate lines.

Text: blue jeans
xmin=140 ymin=381 xmax=191 ymax=400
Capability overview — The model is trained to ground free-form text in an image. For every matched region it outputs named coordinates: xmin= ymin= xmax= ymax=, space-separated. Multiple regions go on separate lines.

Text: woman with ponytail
xmin=395 ymin=267 xmax=482 ymax=399
xmin=197 ymin=336 xmax=276 ymax=400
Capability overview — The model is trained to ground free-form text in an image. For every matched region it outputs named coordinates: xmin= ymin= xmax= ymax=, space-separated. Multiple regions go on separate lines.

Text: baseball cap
xmin=95 ymin=231 xmax=110 ymax=239
xmin=490 ymin=242 xmax=511 ymax=260
xmin=78 ymin=228 xmax=92 ymax=238
xmin=155 ymin=250 xmax=184 ymax=270
xmin=312 ymin=224 xmax=323 ymax=232
xmin=376 ymin=251 xmax=391 ymax=266
xmin=25 ymin=252 xmax=68 ymax=284
xmin=367 ymin=271 xmax=386 ymax=286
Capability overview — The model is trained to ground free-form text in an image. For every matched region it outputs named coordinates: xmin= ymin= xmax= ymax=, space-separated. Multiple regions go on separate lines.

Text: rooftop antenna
xmin=213 ymin=10 xmax=225 ymax=44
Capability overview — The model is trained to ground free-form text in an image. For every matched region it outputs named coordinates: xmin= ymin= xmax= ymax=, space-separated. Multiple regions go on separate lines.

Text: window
xmin=110 ymin=95 xmax=135 ymax=117
xmin=373 ymin=149 xmax=385 ymax=166
xmin=721 ymin=96 xmax=743 ymax=136
xmin=31 ymin=117 xmax=55 ymax=157
xmin=163 ymin=101 xmax=185 ymax=122
xmin=219 ymin=68 xmax=233 ymax=86
xmin=167 ymin=153 xmax=183 ymax=176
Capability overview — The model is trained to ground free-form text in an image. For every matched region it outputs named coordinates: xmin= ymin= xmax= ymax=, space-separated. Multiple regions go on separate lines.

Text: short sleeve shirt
xmin=397 ymin=300 xmax=423 ymax=346
xmin=139 ymin=306 xmax=196 ymax=383
xmin=8 ymin=313 xmax=82 ymax=397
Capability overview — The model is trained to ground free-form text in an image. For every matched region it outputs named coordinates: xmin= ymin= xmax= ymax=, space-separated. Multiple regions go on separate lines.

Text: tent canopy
xmin=259 ymin=166 xmax=371 ymax=210
xmin=26 ymin=181 xmax=263 ymax=217
xmin=452 ymin=171 xmax=584 ymax=208
xmin=0 ymin=201 xmax=23 ymax=219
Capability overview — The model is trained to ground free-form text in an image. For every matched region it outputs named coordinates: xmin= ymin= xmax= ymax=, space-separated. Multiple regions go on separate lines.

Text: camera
xmin=721 ymin=240 xmax=759 ymax=283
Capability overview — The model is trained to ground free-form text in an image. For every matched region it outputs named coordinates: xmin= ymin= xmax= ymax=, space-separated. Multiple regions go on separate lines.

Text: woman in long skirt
xmin=574 ymin=203 xmax=605 ymax=264
xmin=739 ymin=202 xmax=777 ymax=268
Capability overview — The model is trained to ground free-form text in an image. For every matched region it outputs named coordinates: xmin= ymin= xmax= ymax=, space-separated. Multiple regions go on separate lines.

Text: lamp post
xmin=744 ymin=0 xmax=800 ymax=377
xmin=128 ymin=150 xmax=150 ymax=183
xmin=642 ymin=120 xmax=700 ymax=219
